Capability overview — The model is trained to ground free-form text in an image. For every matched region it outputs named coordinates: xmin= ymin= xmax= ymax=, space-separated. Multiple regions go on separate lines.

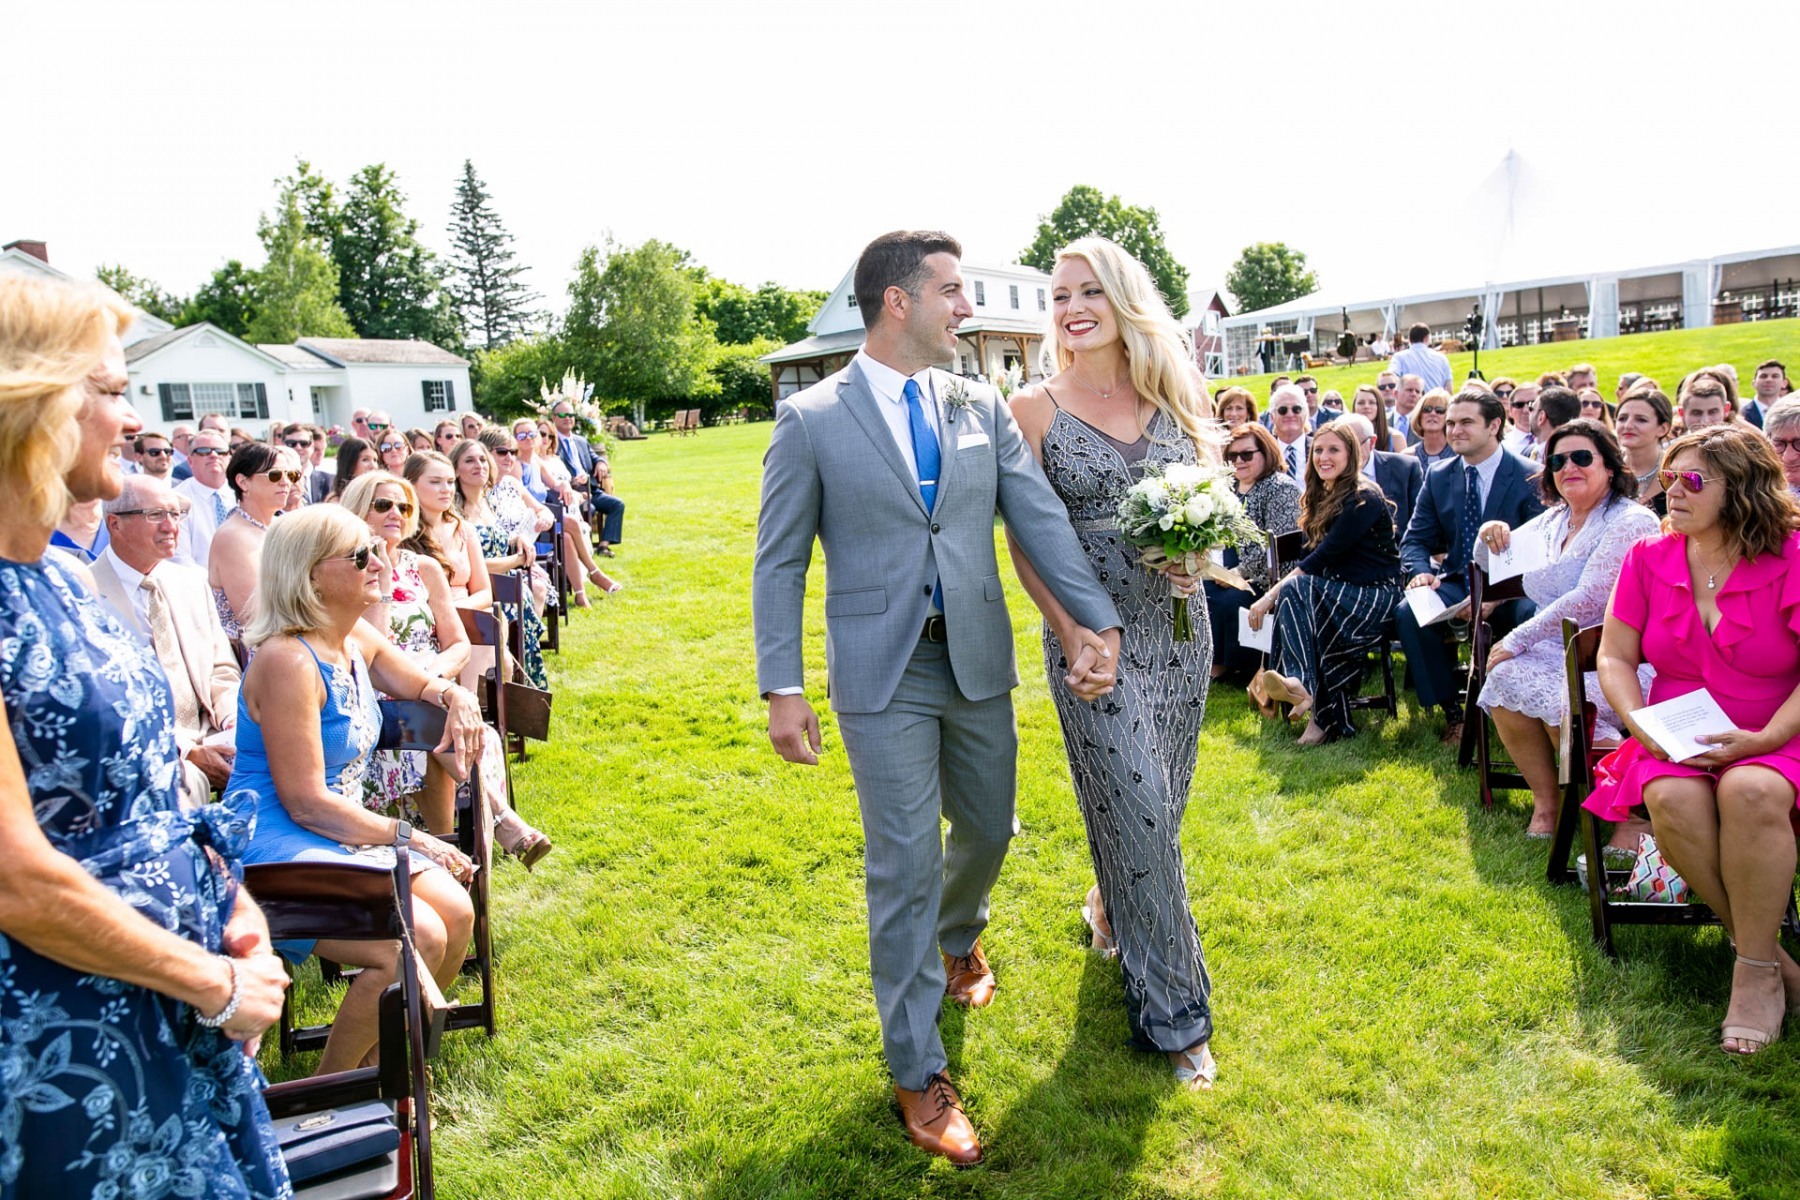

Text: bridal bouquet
xmin=1114 ymin=462 xmax=1262 ymax=641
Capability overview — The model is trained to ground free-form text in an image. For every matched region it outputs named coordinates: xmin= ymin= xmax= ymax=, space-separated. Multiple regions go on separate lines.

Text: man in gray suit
xmin=753 ymin=231 xmax=1121 ymax=1166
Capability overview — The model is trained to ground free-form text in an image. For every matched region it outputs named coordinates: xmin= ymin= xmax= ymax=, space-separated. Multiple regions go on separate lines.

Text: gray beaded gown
xmin=1036 ymin=401 xmax=1213 ymax=1053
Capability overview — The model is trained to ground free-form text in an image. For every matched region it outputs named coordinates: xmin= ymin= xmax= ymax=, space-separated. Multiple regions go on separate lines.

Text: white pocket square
xmin=957 ymin=432 xmax=990 ymax=449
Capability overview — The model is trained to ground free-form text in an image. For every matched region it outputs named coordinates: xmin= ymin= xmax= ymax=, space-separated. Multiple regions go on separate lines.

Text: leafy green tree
xmin=180 ymin=260 xmax=258 ymax=336
xmin=333 ymin=163 xmax=458 ymax=345
xmin=446 ymin=160 xmax=538 ymax=351
xmin=280 ymin=159 xmax=340 ymax=245
xmin=707 ymin=337 xmax=781 ymax=421
xmin=470 ymin=334 xmax=568 ymax=419
xmin=695 ymin=278 xmax=826 ymax=346
xmin=1225 ymin=242 xmax=1319 ymax=314
xmin=1021 ymin=184 xmax=1191 ymax=318
xmin=94 ymin=264 xmax=186 ymax=324
xmin=245 ymin=180 xmax=355 ymax=343
xmin=564 ymin=239 xmax=718 ymax=427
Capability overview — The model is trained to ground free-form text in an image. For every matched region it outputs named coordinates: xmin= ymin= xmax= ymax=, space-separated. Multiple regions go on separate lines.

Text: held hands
xmin=1479 ymin=520 xmax=1513 ymax=554
xmin=1064 ymin=626 xmax=1119 ymax=701
xmin=768 ymin=693 xmax=824 ymax=766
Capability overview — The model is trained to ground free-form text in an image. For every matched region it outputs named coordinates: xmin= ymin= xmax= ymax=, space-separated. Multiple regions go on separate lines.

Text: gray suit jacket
xmin=753 ymin=360 xmax=1119 ymax=715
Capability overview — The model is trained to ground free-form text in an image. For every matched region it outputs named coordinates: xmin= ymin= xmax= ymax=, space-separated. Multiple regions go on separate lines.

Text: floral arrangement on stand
xmin=1114 ymin=462 xmax=1263 ymax=640
xmin=533 ymin=371 xmax=606 ymax=437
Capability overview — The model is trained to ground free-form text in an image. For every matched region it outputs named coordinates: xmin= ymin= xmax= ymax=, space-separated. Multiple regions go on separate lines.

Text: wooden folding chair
xmin=1266 ymin=527 xmax=1398 ymax=718
xmin=1547 ymin=622 xmax=1606 ymax=885
xmin=1466 ymin=562 xmax=1529 ymax=806
xmin=545 ymin=498 xmax=572 ymax=624
xmin=486 ymin=571 xmax=553 ymax=760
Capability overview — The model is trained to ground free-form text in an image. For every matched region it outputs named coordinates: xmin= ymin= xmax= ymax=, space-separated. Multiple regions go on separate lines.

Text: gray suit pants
xmin=835 ymin=637 xmax=1018 ymax=1091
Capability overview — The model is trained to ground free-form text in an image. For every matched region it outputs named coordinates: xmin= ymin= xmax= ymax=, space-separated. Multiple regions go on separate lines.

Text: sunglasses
xmin=140 ymin=447 xmax=174 ymax=457
xmin=1509 ymin=399 xmax=1531 ymax=410
xmin=515 ymin=430 xmax=538 ymax=440
xmin=1301 ymin=386 xmax=1318 ymax=395
xmin=379 ymin=443 xmax=408 ymax=453
xmin=262 ymin=469 xmax=303 ymax=484
xmin=370 ymin=497 xmax=415 ymax=517
xmin=365 ymin=422 xmax=391 ymax=432
xmin=285 ymin=439 xmax=314 ymax=449
xmin=1494 ymin=389 xmax=1514 ymax=399
xmin=191 ymin=447 xmax=230 ymax=457
xmin=1377 ymin=382 xmax=1397 ymax=391
xmin=491 ymin=447 xmax=518 ymax=458
xmin=339 ymin=542 xmax=382 ymax=570
xmin=1418 ymin=407 xmax=1447 ymax=416
xmin=1273 ymin=405 xmax=1304 ymax=415
xmin=1225 ymin=449 xmax=1260 ymax=463
xmin=1656 ymin=469 xmax=1720 ymax=492
xmin=552 ymin=412 xmax=574 ymax=420
xmin=1546 ymin=449 xmax=1597 ymax=471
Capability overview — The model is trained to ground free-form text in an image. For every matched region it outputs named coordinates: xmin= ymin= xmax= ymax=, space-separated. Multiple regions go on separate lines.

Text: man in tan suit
xmin=91 ymin=475 xmax=240 ymax=806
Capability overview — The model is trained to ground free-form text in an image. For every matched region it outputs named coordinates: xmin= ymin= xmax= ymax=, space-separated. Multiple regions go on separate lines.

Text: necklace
xmin=1691 ymin=544 xmax=1733 ymax=590
xmin=1074 ymin=366 xmax=1128 ymax=401
xmin=232 ymin=506 xmax=269 ymax=531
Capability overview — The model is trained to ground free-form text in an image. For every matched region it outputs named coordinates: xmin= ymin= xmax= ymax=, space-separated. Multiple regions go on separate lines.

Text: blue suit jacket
xmin=1370 ymin=450 xmax=1423 ymax=544
xmin=1399 ymin=448 xmax=1545 ymax=600
xmin=557 ymin=432 xmax=599 ymax=485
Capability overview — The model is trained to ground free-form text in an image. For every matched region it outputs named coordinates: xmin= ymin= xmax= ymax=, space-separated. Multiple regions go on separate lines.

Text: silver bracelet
xmin=195 ymin=956 xmax=241 ymax=1028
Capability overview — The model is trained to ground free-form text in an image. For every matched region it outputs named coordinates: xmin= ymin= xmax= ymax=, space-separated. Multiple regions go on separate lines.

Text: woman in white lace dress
xmin=1474 ymin=419 xmax=1659 ymax=843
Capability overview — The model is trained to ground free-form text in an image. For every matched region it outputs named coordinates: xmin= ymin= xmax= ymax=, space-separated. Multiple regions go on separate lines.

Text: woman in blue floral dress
xmin=0 ymin=275 xmax=292 ymax=1197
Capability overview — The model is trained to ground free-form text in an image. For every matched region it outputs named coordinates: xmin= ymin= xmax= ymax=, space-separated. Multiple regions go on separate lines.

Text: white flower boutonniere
xmin=942 ymin=378 xmax=974 ymax=423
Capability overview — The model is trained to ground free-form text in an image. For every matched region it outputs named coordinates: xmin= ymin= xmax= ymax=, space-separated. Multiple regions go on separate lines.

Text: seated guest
xmin=227 ymin=505 xmax=483 ymax=1075
xmin=345 ymin=471 xmax=554 ymax=866
xmin=1396 ymin=389 xmax=1546 ymax=744
xmin=1472 ymin=420 xmax=1659 ymax=843
xmin=1216 ymin=385 xmax=1257 ymax=426
xmin=549 ymin=400 xmax=627 ymax=554
xmin=1524 ymin=385 xmax=1581 ymax=459
xmin=1318 ymin=389 xmax=1346 ymax=421
xmin=92 ymin=476 xmax=241 ymax=806
xmin=1765 ymin=397 xmax=1800 ymax=499
xmin=1616 ymin=386 xmax=1673 ymax=514
xmin=174 ymin=428 xmax=233 ymax=567
xmin=209 ymin=442 xmax=300 ymax=642
xmin=1409 ymin=388 xmax=1457 ymax=466
xmin=452 ymin=437 xmax=549 ymax=689
xmin=1352 ymin=384 xmax=1407 ymax=453
xmin=1247 ymin=419 xmax=1404 ymax=745
xmin=406 ymin=427 xmax=434 ymax=452
xmin=326 ymin=436 xmax=378 ymax=502
xmin=1585 ymin=425 xmax=1800 ymax=1056
xmin=1343 ymin=412 xmax=1422 ymax=536
xmin=135 ymin=430 xmax=176 ymax=483
xmin=1577 ymin=389 xmax=1613 ymax=428
xmin=1678 ymin=368 xmax=1737 ymax=431
xmin=375 ymin=429 xmax=411 ymax=475
xmin=228 ymin=425 xmax=255 ymax=453
xmin=479 ymin=427 xmax=558 ymax=611
xmin=1500 ymin=381 xmax=1536 ymax=455
xmin=406 ymin=450 xmax=493 ymax=613
xmin=1742 ymin=359 xmax=1789 ymax=429
xmin=1205 ymin=422 xmax=1302 ymax=679
xmin=280 ymin=424 xmax=330 ymax=504
xmin=460 ymin=412 xmax=486 ymax=442
xmin=1268 ymin=384 xmax=1311 ymax=485
xmin=0 ymin=272 xmax=290 ymax=1195
xmin=433 ymin=419 xmax=462 ymax=455
xmin=1393 ymin=374 xmax=1427 ymax=445
xmin=518 ymin=416 xmax=622 ymax=601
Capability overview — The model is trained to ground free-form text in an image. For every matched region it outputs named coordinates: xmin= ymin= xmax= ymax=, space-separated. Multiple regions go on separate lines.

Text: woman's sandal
xmin=1081 ymin=884 xmax=1118 ymax=959
xmin=509 ymin=830 xmax=554 ymax=871
xmin=1258 ymin=671 xmax=1313 ymax=720
xmin=587 ymin=569 xmax=624 ymax=596
xmin=1721 ymin=955 xmax=1785 ymax=1055
xmin=1169 ymin=1042 xmax=1217 ymax=1091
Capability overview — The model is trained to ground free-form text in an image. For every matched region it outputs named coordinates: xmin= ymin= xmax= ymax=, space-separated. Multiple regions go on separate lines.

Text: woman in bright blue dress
xmin=0 ymin=275 xmax=293 ymax=1197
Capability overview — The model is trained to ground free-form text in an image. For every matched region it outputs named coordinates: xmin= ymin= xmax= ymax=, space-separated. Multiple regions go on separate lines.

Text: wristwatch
xmin=392 ymin=819 xmax=413 ymax=847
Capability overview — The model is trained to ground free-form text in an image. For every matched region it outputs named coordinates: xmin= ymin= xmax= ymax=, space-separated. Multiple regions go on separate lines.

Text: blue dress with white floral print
xmin=0 ymin=554 xmax=290 ymax=1199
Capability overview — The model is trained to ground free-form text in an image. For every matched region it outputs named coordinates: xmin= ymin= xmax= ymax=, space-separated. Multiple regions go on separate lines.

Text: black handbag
xmin=275 ymin=1099 xmax=401 ymax=1194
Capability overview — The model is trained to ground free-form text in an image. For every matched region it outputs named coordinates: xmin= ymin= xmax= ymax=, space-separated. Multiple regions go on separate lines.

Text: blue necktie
xmin=903 ymin=379 xmax=943 ymax=611
xmin=212 ymin=489 xmax=228 ymax=526
xmin=1458 ymin=464 xmax=1481 ymax=574
xmin=1285 ymin=444 xmax=1299 ymax=478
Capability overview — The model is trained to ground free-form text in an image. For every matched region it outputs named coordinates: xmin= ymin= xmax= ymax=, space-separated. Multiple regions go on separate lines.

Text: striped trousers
xmin=1273 ymin=574 xmax=1401 ymax=738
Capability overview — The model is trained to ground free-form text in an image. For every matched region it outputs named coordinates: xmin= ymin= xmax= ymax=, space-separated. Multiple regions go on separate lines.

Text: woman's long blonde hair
xmin=1045 ymin=237 xmax=1217 ymax=452
xmin=0 ymin=276 xmax=132 ymax=529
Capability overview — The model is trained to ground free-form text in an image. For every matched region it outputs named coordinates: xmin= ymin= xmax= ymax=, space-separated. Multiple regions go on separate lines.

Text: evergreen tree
xmin=245 ymin=180 xmax=354 ymax=344
xmin=333 ymin=163 xmax=458 ymax=345
xmin=446 ymin=160 xmax=537 ymax=350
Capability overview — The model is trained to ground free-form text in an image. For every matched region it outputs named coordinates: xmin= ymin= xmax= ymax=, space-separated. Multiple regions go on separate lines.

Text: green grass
xmin=1230 ymin=317 xmax=1800 ymax=403
xmin=268 ymin=321 xmax=1800 ymax=1198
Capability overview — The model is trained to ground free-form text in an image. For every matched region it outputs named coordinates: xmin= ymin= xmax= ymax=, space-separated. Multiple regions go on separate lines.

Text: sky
xmin=6 ymin=0 xmax=1795 ymax=319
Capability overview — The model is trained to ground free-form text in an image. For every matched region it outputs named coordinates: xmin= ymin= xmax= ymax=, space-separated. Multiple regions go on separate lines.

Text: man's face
xmin=1566 ymin=369 xmax=1595 ymax=393
xmin=552 ymin=408 xmax=576 ymax=438
xmin=1509 ymin=385 xmax=1538 ymax=432
xmin=364 ymin=411 xmax=394 ymax=441
xmin=188 ymin=432 xmax=229 ymax=489
xmin=1270 ymin=389 xmax=1308 ymax=440
xmin=1770 ymin=426 xmax=1800 ymax=489
xmin=1755 ymin=366 xmax=1788 ymax=402
xmin=896 ymin=253 xmax=972 ymax=365
xmin=1376 ymin=374 xmax=1399 ymax=408
xmin=282 ymin=428 xmax=316 ymax=472
xmin=1397 ymin=378 xmax=1423 ymax=413
xmin=1683 ymin=388 xmax=1730 ymax=430
xmin=170 ymin=427 xmax=193 ymax=454
xmin=1298 ymin=381 xmax=1319 ymax=414
xmin=1445 ymin=399 xmax=1498 ymax=459
xmin=107 ymin=480 xmax=183 ymax=569
xmin=198 ymin=414 xmax=229 ymax=436
xmin=137 ymin=436 xmax=174 ymax=479
xmin=351 ymin=410 xmax=370 ymax=439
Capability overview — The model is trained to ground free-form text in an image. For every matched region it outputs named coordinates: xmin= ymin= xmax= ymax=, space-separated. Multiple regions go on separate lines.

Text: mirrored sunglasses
xmin=1656 ymin=468 xmax=1719 ymax=492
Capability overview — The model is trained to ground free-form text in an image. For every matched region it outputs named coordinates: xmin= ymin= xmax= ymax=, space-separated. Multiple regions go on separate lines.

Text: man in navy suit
xmin=550 ymin=401 xmax=627 ymax=554
xmin=1395 ymin=389 xmax=1545 ymax=744
xmin=1342 ymin=413 xmax=1422 ymax=536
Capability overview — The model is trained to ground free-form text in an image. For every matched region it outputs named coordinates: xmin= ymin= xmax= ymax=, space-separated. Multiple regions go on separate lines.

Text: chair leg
xmin=1579 ymin=808 xmax=1616 ymax=957
xmin=1547 ymin=777 xmax=1583 ymax=885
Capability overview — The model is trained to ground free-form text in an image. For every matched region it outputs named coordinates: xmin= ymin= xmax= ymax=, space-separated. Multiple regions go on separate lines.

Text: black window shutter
xmin=254 ymin=383 xmax=268 ymax=419
xmin=445 ymin=379 xmax=455 ymax=411
xmin=158 ymin=383 xmax=176 ymax=421
xmin=421 ymin=379 xmax=432 ymax=410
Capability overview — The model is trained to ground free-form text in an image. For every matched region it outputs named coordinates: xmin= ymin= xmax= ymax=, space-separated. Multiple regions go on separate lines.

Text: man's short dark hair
xmin=1537 ymin=386 xmax=1580 ymax=429
xmin=1452 ymin=390 xmax=1505 ymax=429
xmin=135 ymin=433 xmax=170 ymax=452
xmin=1293 ymin=374 xmax=1317 ymax=389
xmin=1407 ymin=322 xmax=1430 ymax=344
xmin=1269 ymin=375 xmax=1290 ymax=394
xmin=1757 ymin=358 xmax=1789 ymax=379
xmin=853 ymin=230 xmax=962 ymax=330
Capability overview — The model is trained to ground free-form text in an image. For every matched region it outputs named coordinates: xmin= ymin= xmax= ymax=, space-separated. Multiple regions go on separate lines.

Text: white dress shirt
xmin=174 ymin=477 xmax=233 ymax=568
xmin=1459 ymin=442 xmax=1507 ymax=510
xmin=1273 ymin=433 xmax=1308 ymax=485
xmin=854 ymin=349 xmax=945 ymax=479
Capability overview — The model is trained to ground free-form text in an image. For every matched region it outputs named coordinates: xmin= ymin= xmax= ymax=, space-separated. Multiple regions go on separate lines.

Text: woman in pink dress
xmin=1585 ymin=424 xmax=1800 ymax=1055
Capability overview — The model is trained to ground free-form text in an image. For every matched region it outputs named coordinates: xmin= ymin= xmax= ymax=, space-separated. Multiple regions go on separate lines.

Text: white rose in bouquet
xmin=1183 ymin=494 xmax=1215 ymax=525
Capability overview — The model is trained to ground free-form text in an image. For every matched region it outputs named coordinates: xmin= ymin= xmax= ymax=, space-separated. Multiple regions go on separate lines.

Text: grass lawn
xmin=268 ymin=321 xmax=1800 ymax=1198
xmin=1227 ymin=317 xmax=1800 ymax=405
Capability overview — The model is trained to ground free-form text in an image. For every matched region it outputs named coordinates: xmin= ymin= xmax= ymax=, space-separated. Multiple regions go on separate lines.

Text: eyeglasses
xmin=140 ymin=447 xmax=174 ymax=458
xmin=1771 ymin=437 xmax=1800 ymax=454
xmin=1377 ymin=382 xmax=1397 ymax=391
xmin=1273 ymin=405 xmax=1304 ymax=415
xmin=365 ymin=422 xmax=390 ymax=432
xmin=515 ymin=430 xmax=538 ymax=440
xmin=1546 ymin=449 xmax=1597 ymax=471
xmin=1656 ymin=469 xmax=1720 ymax=492
xmin=338 ymin=542 xmax=381 ymax=570
xmin=1418 ymin=407 xmax=1447 ymax=416
xmin=370 ymin=497 xmax=415 ymax=517
xmin=262 ymin=469 xmax=304 ymax=484
xmin=1225 ymin=449 xmax=1260 ymax=463
xmin=284 ymin=439 xmax=313 ymax=450
xmin=113 ymin=506 xmax=190 ymax=522
xmin=191 ymin=447 xmax=230 ymax=457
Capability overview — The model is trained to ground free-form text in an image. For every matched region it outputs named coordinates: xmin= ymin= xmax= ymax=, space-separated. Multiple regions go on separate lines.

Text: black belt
xmin=921 ymin=614 xmax=948 ymax=643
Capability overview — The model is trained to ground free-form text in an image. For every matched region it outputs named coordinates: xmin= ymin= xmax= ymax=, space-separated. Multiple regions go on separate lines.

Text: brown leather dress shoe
xmin=895 ymin=1072 xmax=982 ymax=1165
xmin=943 ymin=942 xmax=996 ymax=1008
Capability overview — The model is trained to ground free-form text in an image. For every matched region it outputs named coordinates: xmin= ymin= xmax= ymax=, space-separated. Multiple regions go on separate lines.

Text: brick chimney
xmin=3 ymin=240 xmax=49 ymax=264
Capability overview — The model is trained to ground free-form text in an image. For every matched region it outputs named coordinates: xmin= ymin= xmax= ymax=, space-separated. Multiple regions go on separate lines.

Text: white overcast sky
xmin=6 ymin=0 xmax=1794 ymax=314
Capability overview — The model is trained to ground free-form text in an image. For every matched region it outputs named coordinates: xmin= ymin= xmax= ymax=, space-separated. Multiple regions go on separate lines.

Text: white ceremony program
xmin=1404 ymin=586 xmax=1471 ymax=627
xmin=1487 ymin=515 xmax=1554 ymax=583
xmin=1238 ymin=606 xmax=1274 ymax=653
xmin=1629 ymin=689 xmax=1735 ymax=762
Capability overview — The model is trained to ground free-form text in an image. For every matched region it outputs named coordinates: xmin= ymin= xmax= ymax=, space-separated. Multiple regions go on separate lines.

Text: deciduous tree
xmin=333 ymin=163 xmax=457 ymax=345
xmin=245 ymin=180 xmax=354 ymax=343
xmin=1021 ymin=184 xmax=1191 ymax=318
xmin=94 ymin=264 xmax=185 ymax=324
xmin=180 ymin=260 xmax=258 ymax=336
xmin=1225 ymin=242 xmax=1319 ymax=315
xmin=563 ymin=239 xmax=718 ymax=427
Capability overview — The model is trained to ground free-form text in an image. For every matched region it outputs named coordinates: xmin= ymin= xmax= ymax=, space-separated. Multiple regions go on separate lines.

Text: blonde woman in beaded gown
xmin=1006 ymin=237 xmax=1220 ymax=1090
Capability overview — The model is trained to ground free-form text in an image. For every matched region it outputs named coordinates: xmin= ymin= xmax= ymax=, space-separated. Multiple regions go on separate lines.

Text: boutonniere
xmin=942 ymin=378 xmax=974 ymax=423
